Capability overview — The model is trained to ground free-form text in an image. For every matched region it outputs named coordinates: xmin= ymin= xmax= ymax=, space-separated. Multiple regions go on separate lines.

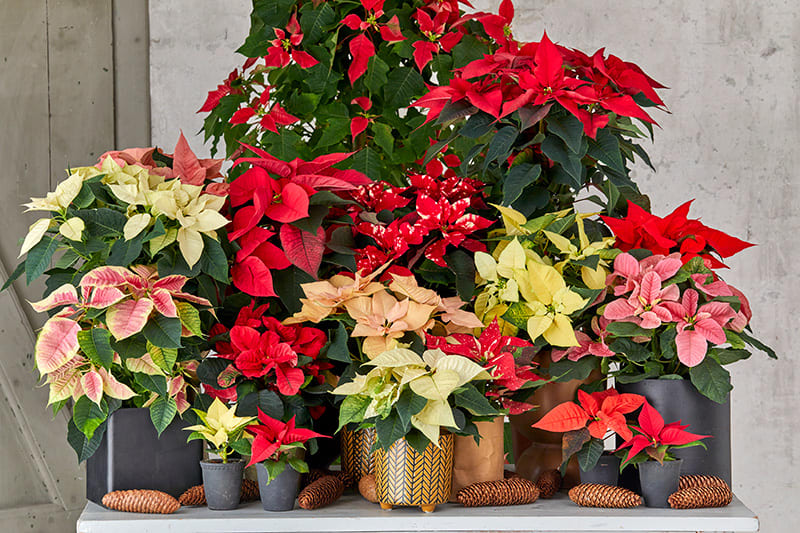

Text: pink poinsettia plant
xmin=617 ymin=400 xmax=709 ymax=468
xmin=31 ymin=265 xmax=212 ymax=451
xmin=244 ymin=408 xmax=329 ymax=483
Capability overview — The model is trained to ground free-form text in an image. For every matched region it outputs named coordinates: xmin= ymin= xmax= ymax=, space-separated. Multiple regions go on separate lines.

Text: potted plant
xmin=243 ymin=409 xmax=329 ymax=512
xmin=183 ymin=398 xmax=255 ymax=510
xmin=3 ymin=134 xmax=230 ymax=502
xmin=531 ymin=389 xmax=644 ymax=486
xmin=426 ymin=318 xmax=545 ymax=497
xmin=617 ymin=401 xmax=709 ymax=507
xmin=589 ymin=221 xmax=775 ymax=483
xmin=333 ymin=347 xmax=497 ymax=512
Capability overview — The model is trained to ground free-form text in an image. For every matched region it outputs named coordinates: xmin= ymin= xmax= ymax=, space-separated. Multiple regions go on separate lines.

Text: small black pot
xmin=201 ymin=460 xmax=244 ymax=510
xmin=256 ymin=462 xmax=300 ymax=511
xmin=86 ymin=408 xmax=202 ymax=504
xmin=618 ymin=377 xmax=731 ymax=484
xmin=579 ymin=453 xmax=620 ymax=486
xmin=638 ymin=459 xmax=682 ymax=508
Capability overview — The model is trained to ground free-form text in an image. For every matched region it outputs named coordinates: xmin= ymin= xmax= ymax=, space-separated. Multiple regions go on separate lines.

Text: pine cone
xmin=304 ymin=469 xmax=329 ymax=487
xmin=335 ymin=470 xmax=355 ymax=489
xmin=535 ymin=469 xmax=562 ymax=499
xmin=503 ymin=469 xmax=519 ymax=479
xmin=669 ymin=486 xmax=732 ymax=509
xmin=178 ymin=485 xmax=205 ymax=506
xmin=102 ymin=490 xmax=180 ymax=514
xmin=679 ymin=474 xmax=729 ymax=491
xmin=457 ymin=477 xmax=540 ymax=507
xmin=568 ymin=484 xmax=642 ymax=508
xmin=298 ymin=475 xmax=345 ymax=510
xmin=358 ymin=474 xmax=378 ymax=503
xmin=241 ymin=479 xmax=260 ymax=502
xmin=178 ymin=479 xmax=260 ymax=506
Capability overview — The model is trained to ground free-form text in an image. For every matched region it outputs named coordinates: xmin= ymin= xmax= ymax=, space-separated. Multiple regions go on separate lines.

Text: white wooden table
xmin=76 ymin=493 xmax=759 ymax=533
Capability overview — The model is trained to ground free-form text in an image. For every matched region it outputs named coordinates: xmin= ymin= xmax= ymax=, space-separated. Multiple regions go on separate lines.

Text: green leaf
xmin=511 ymin=186 xmax=549 ymax=217
xmin=373 ymin=122 xmax=394 ymax=157
xmin=447 ymin=249 xmax=475 ymax=301
xmin=503 ymin=164 xmax=541 ymax=206
xmin=547 ymin=113 xmax=584 ymax=154
xmin=142 ymin=315 xmax=182 ymax=349
xmin=375 ymin=413 xmax=407 ymax=449
xmin=541 ymin=136 xmax=584 ymax=189
xmin=1 ymin=261 xmax=25 ymax=291
xmin=78 ymin=328 xmax=115 ymax=369
xmin=348 ymin=146 xmax=381 ymax=180
xmin=710 ymin=348 xmax=751 ymax=365
xmin=68 ymin=417 xmax=106 ymax=462
xmin=452 ymin=35 xmax=486 ymax=68
xmin=502 ymin=302 xmax=534 ymax=330
xmin=272 ymin=266 xmax=315 ymax=315
xmin=548 ymin=357 xmax=599 ymax=382
xmin=577 ymin=438 xmax=604 ymax=472
xmin=257 ymin=389 xmax=285 ymax=419
xmin=305 ymin=63 xmax=343 ymax=96
xmin=288 ymin=456 xmax=309 ymax=474
xmin=606 ymin=321 xmax=653 ymax=338
xmin=588 ymin=129 xmax=624 ymax=173
xmin=384 ymin=67 xmax=425 ymax=110
xmin=149 ymin=395 xmax=178 ymax=436
xmin=176 ymin=302 xmax=203 ymax=337
xmin=660 ymin=328 xmax=678 ymax=360
xmin=484 ymin=125 xmax=518 ymax=168
xmin=337 ymin=395 xmax=371 ymax=431
xmin=25 ymin=235 xmax=59 ymax=284
xmin=135 ymin=373 xmax=168 ymax=396
xmin=738 ymin=330 xmax=777 ymax=359
xmin=111 ymin=335 xmax=148 ymax=360
xmin=324 ymin=322 xmax=352 ymax=363
xmin=609 ymin=338 xmax=652 ymax=363
xmin=107 ymin=233 xmax=144 ymax=266
xmin=395 ymin=388 xmax=427 ymax=429
xmin=299 ymin=2 xmax=336 ymax=43
xmin=454 ymin=384 xmax=497 ymax=416
xmin=199 ymin=234 xmax=229 ymax=283
xmin=147 ymin=342 xmax=178 ymax=373
xmin=317 ymin=117 xmax=350 ymax=148
xmin=72 ymin=397 xmax=108 ymax=441
xmin=75 ymin=208 xmax=126 ymax=237
xmin=264 ymin=457 xmax=288 ymax=483
xmin=142 ymin=217 xmax=166 ymax=244
xmin=405 ymin=430 xmax=432 ymax=455
xmin=459 ymin=112 xmax=494 ymax=138
xmin=689 ymin=357 xmax=732 ymax=403
xmin=363 ymin=55 xmax=390 ymax=94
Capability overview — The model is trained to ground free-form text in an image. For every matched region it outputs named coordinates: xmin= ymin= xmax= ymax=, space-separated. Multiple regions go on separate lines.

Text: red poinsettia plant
xmin=532 ymin=389 xmax=645 ymax=473
xmin=616 ymin=401 xmax=708 ymax=469
xmin=426 ymin=318 xmax=544 ymax=414
xmin=243 ymin=408 xmax=329 ymax=483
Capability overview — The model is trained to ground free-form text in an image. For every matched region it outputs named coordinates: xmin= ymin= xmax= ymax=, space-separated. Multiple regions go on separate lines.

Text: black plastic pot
xmin=201 ymin=460 xmax=244 ymax=510
xmin=579 ymin=453 xmax=620 ymax=486
xmin=255 ymin=463 xmax=300 ymax=511
xmin=617 ymin=378 xmax=730 ymax=484
xmin=86 ymin=408 xmax=202 ymax=504
xmin=638 ymin=459 xmax=682 ymax=508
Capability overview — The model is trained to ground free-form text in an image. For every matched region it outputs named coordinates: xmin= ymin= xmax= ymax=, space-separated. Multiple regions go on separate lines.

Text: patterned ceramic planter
xmin=341 ymin=427 xmax=377 ymax=482
xmin=375 ymin=433 xmax=454 ymax=513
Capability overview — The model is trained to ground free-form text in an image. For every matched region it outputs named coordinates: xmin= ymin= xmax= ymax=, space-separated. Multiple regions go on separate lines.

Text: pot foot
xmin=380 ymin=503 xmax=393 ymax=511
xmin=420 ymin=504 xmax=436 ymax=513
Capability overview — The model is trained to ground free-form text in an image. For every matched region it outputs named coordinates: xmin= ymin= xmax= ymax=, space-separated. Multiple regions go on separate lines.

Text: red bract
xmin=229 ymin=86 xmax=300 ymax=133
xmin=415 ymin=195 xmax=493 ymax=267
xmin=341 ymin=0 xmax=406 ymax=85
xmin=427 ymin=319 xmax=541 ymax=414
xmin=246 ymin=410 xmax=329 ymax=467
xmin=533 ymin=389 xmax=645 ymax=441
xmin=350 ymin=97 xmax=373 ymax=139
xmin=617 ymin=401 xmax=709 ymax=463
xmin=199 ymin=69 xmax=240 ymax=113
xmin=264 ymin=13 xmax=318 ymax=69
xmin=601 ymin=200 xmax=755 ymax=268
xmin=412 ymin=9 xmax=463 ymax=71
xmin=468 ymin=0 xmax=515 ymax=45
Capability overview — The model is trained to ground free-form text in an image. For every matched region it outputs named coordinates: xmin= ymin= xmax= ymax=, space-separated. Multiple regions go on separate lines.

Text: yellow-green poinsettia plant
xmin=474 ymin=205 xmax=619 ymax=381
xmin=183 ymin=398 xmax=255 ymax=463
xmin=332 ymin=347 xmax=499 ymax=453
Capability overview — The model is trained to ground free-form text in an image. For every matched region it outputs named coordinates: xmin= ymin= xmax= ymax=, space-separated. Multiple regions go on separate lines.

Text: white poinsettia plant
xmin=333 ymin=347 xmax=501 ymax=454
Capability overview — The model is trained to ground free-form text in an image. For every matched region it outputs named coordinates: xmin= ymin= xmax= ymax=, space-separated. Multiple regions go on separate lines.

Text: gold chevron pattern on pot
xmin=341 ymin=427 xmax=377 ymax=482
xmin=375 ymin=433 xmax=454 ymax=511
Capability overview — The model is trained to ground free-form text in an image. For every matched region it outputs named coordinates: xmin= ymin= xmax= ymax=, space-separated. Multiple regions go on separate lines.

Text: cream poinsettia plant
xmin=333 ymin=347 xmax=498 ymax=452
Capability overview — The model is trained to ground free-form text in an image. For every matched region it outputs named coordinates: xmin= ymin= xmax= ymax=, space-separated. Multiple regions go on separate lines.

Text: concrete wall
xmin=149 ymin=1 xmax=798 ymax=531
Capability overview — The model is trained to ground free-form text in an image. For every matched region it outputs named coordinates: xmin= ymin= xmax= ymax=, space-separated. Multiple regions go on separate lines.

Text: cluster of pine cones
xmin=568 ymin=474 xmax=733 ymax=509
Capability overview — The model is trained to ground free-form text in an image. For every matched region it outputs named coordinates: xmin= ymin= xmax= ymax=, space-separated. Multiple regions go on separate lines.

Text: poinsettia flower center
xmin=543 ymin=86 xmax=553 ymax=95
xmin=367 ymin=13 xmax=379 ymax=26
xmin=281 ymin=38 xmax=292 ymax=51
